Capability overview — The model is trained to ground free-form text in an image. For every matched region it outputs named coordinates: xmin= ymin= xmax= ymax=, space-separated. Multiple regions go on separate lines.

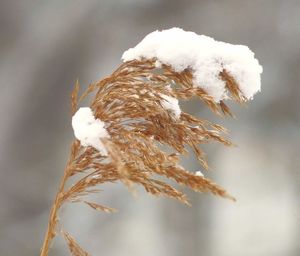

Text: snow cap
xmin=122 ymin=27 xmax=262 ymax=102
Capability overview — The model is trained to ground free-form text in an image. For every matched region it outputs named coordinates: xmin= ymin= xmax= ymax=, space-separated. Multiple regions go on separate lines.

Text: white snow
xmin=160 ymin=94 xmax=181 ymax=118
xmin=122 ymin=27 xmax=262 ymax=102
xmin=195 ymin=170 xmax=204 ymax=177
xmin=72 ymin=107 xmax=110 ymax=156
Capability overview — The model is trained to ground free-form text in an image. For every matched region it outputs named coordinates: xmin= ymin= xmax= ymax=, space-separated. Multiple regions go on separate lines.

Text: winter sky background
xmin=0 ymin=1 xmax=299 ymax=255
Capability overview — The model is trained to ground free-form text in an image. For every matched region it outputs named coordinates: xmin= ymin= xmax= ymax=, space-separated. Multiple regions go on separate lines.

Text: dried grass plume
xmin=40 ymin=29 xmax=262 ymax=255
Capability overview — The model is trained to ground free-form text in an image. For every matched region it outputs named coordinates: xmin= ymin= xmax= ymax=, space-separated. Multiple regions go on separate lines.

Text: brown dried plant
xmin=40 ymin=58 xmax=246 ymax=256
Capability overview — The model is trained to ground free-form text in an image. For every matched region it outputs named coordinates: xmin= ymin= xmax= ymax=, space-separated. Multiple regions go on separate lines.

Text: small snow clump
xmin=160 ymin=94 xmax=181 ymax=118
xmin=195 ymin=170 xmax=204 ymax=177
xmin=72 ymin=107 xmax=110 ymax=156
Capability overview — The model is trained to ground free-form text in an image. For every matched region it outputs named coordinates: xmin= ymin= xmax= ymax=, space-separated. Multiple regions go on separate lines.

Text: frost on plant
xmin=40 ymin=28 xmax=262 ymax=256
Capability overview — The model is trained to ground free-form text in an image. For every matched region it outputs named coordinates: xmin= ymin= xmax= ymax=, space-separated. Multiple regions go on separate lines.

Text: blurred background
xmin=1 ymin=0 xmax=299 ymax=255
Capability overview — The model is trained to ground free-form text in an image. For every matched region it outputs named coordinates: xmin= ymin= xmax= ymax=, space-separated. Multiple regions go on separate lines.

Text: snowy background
xmin=0 ymin=1 xmax=299 ymax=255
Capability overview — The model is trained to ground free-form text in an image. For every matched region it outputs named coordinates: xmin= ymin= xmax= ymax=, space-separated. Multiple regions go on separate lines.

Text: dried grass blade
xmin=71 ymin=79 xmax=80 ymax=115
xmin=63 ymin=231 xmax=90 ymax=256
xmin=83 ymin=201 xmax=117 ymax=213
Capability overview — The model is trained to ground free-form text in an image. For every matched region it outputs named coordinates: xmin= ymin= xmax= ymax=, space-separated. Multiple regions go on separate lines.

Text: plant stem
xmin=40 ymin=164 xmax=70 ymax=256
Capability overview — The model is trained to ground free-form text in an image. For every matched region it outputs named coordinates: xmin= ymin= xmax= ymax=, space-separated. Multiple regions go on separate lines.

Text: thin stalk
xmin=40 ymin=162 xmax=71 ymax=256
